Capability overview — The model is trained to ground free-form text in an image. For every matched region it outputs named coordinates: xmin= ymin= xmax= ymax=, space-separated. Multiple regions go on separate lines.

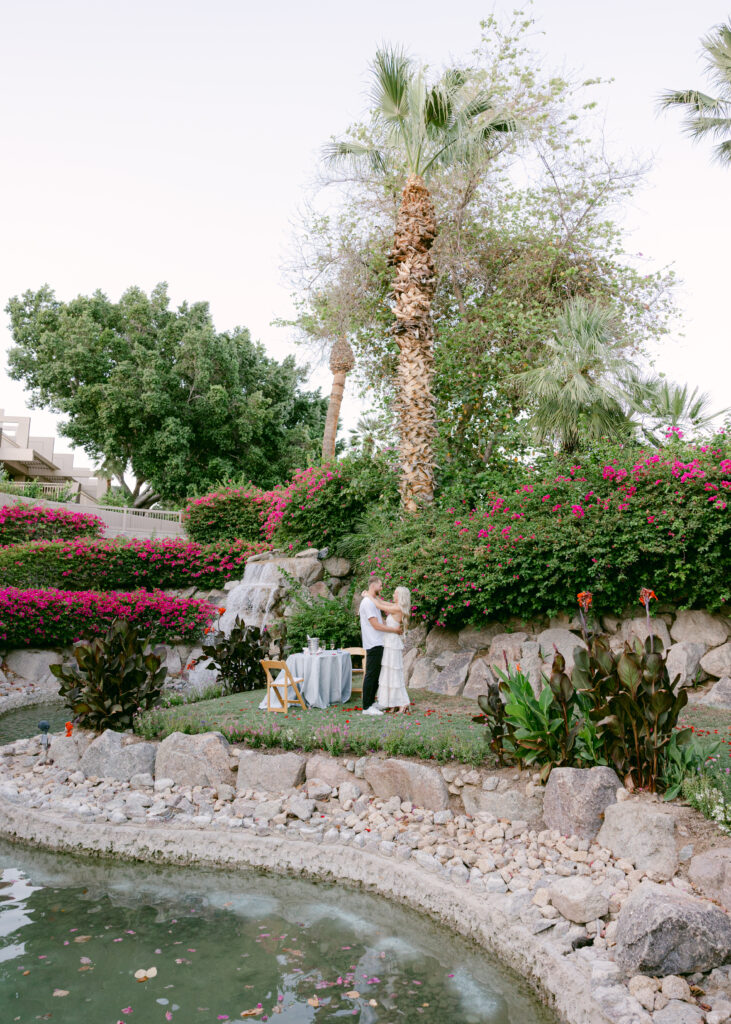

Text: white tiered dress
xmin=376 ymin=614 xmax=410 ymax=708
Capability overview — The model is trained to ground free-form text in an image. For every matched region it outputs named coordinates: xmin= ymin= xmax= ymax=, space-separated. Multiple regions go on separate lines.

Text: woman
xmin=363 ymin=586 xmax=411 ymax=713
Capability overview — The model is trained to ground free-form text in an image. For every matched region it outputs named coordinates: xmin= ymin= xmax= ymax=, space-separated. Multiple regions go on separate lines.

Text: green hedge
xmin=182 ymin=486 xmax=268 ymax=542
xmin=0 ymin=503 xmax=105 ymax=544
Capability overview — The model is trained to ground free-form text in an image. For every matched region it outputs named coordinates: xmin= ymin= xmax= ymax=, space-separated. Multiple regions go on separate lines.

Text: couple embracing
xmin=358 ymin=576 xmax=411 ymax=716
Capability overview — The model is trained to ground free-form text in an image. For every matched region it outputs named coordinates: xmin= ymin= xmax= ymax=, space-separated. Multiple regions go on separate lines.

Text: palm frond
xmin=322 ymin=139 xmax=389 ymax=175
xmin=371 ymin=46 xmax=412 ymax=122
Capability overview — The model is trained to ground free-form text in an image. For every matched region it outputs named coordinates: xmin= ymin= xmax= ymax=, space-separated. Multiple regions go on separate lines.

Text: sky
xmin=0 ymin=0 xmax=729 ymax=473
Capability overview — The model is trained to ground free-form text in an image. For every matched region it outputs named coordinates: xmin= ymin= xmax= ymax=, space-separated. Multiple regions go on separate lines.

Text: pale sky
xmin=0 ymin=0 xmax=729 ymax=472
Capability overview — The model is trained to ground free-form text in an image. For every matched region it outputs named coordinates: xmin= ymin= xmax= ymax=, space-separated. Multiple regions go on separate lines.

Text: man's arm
xmin=369 ymin=616 xmax=402 ymax=635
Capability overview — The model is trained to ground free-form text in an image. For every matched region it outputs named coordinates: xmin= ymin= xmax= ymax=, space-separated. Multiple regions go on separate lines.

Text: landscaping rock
xmin=425 ymin=627 xmax=460 ymax=657
xmin=536 ymin=628 xmax=587 ymax=674
xmin=653 ymin=1003 xmax=704 ymax=1024
xmin=364 ymin=758 xmax=449 ymax=811
xmin=427 ymin=651 xmax=474 ymax=696
xmin=671 ymin=610 xmax=729 ymax=647
xmin=156 ymin=731 xmax=235 ymax=788
xmin=701 ymin=643 xmax=731 ymax=680
xmin=689 ymin=847 xmax=731 ymax=910
xmin=463 ymin=658 xmax=495 ymax=699
xmin=403 ymin=647 xmax=419 ymax=685
xmin=80 ymin=730 xmax=156 ymax=782
xmin=50 ymin=730 xmax=95 ymax=770
xmin=288 ymin=796 xmax=315 ymax=820
xmin=666 ymin=642 xmax=708 ymax=689
xmin=616 ymin=880 xmax=731 ymax=975
xmin=308 ymin=581 xmax=330 ymax=600
xmin=661 ymin=977 xmax=692 ymax=1002
xmin=322 ymin=556 xmax=351 ymax=578
xmin=487 ymin=633 xmax=528 ymax=673
xmin=592 ymin=984 xmax=653 ymax=1024
xmin=457 ymin=624 xmax=505 ymax=650
xmin=461 ymin=784 xmax=543 ymax=823
xmin=237 ymin=751 xmax=306 ymax=792
xmin=305 ymin=755 xmax=352 ymax=788
xmin=549 ymin=876 xmax=609 ymax=923
xmin=409 ymin=658 xmax=438 ymax=691
xmin=519 ymin=640 xmax=547 ymax=696
xmin=185 ymin=649 xmax=219 ymax=693
xmin=620 ymin=617 xmax=673 ymax=651
xmin=597 ymin=801 xmax=678 ymax=879
xmin=403 ymin=624 xmax=427 ymax=653
xmin=5 ymin=648 xmax=63 ymax=682
xmin=700 ymin=676 xmax=731 ymax=709
xmin=543 ymin=766 xmax=621 ymax=839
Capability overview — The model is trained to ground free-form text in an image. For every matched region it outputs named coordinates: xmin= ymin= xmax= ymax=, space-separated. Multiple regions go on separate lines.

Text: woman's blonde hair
xmin=393 ymin=586 xmax=411 ymax=632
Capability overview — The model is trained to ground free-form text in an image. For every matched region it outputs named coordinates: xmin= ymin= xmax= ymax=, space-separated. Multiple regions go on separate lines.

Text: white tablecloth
xmin=259 ymin=651 xmax=353 ymax=710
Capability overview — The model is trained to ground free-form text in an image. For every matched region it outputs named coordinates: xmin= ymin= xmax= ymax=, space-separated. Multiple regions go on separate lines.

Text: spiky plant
xmin=324 ymin=47 xmax=517 ymax=510
xmin=322 ymin=336 xmax=356 ymax=461
xmin=659 ymin=19 xmax=731 ymax=166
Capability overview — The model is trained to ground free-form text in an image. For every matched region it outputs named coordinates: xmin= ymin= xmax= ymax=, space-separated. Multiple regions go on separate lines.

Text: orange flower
xmin=639 ymin=588 xmax=657 ymax=607
xmin=186 ymin=661 xmax=195 ymax=670
xmin=218 ymin=606 xmax=226 ymax=615
xmin=577 ymin=591 xmax=593 ymax=610
xmin=64 ymin=721 xmax=73 ymax=737
xmin=204 ymin=627 xmax=211 ymax=634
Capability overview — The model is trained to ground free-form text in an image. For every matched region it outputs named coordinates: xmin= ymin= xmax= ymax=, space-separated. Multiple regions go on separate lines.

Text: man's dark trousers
xmin=362 ymin=645 xmax=384 ymax=709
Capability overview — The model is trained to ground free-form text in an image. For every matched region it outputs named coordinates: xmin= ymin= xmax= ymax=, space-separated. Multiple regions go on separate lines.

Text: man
xmin=359 ymin=576 xmax=401 ymax=716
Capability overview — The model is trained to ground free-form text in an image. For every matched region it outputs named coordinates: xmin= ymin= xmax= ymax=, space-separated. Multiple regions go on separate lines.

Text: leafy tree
xmin=325 ymin=45 xmax=518 ymax=511
xmin=6 ymin=283 xmax=326 ymax=506
xmin=660 ymin=19 xmax=731 ymax=166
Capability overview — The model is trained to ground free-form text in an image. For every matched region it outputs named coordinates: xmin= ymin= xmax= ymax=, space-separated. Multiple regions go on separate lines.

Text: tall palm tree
xmin=322 ymin=336 xmax=356 ymax=461
xmin=325 ymin=47 xmax=517 ymax=510
xmin=513 ymin=298 xmax=644 ymax=452
xmin=659 ymin=19 xmax=731 ymax=166
xmin=639 ymin=380 xmax=729 ymax=443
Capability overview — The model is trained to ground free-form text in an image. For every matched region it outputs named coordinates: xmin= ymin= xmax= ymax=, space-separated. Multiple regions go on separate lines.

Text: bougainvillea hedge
xmin=182 ymin=486 xmax=269 ymax=543
xmin=0 ymin=504 xmax=105 ymax=545
xmin=364 ymin=437 xmax=731 ymax=628
xmin=0 ymin=588 xmax=217 ymax=650
xmin=0 ymin=536 xmax=272 ymax=592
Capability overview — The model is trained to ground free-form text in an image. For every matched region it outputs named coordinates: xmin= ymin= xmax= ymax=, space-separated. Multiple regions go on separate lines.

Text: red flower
xmin=639 ymin=588 xmax=657 ymax=607
xmin=577 ymin=591 xmax=593 ymax=610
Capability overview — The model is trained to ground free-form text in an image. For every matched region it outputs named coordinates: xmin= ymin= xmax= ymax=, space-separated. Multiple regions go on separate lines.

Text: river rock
xmin=463 ymin=658 xmax=495 ymax=699
xmin=156 ymin=731 xmax=235 ymax=788
xmin=237 ymin=750 xmax=306 ymax=792
xmin=700 ymin=677 xmax=731 ymax=709
xmin=536 ymin=628 xmax=587 ymax=674
xmin=701 ymin=643 xmax=731 ymax=680
xmin=671 ymin=610 xmax=729 ymax=647
xmin=543 ymin=766 xmax=621 ymax=839
xmin=597 ymin=801 xmax=678 ymax=879
xmin=666 ymin=642 xmax=707 ymax=689
xmin=461 ymin=784 xmax=543 ymax=823
xmin=80 ymin=730 xmax=156 ymax=781
xmin=322 ymin=556 xmax=350 ymax=578
xmin=5 ymin=648 xmax=64 ymax=682
xmin=620 ymin=617 xmax=673 ymax=651
xmin=458 ymin=624 xmax=505 ymax=650
xmin=425 ymin=627 xmax=460 ymax=657
xmin=689 ymin=847 xmax=731 ymax=910
xmin=549 ymin=876 xmax=609 ymax=923
xmin=305 ymin=754 xmax=352 ymax=787
xmin=363 ymin=758 xmax=449 ymax=811
xmin=616 ymin=880 xmax=731 ymax=975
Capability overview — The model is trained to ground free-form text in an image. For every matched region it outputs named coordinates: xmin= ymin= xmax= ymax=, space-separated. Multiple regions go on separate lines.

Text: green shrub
xmin=683 ymin=762 xmax=731 ymax=833
xmin=51 ymin=618 xmax=167 ymax=731
xmin=191 ymin=615 xmax=268 ymax=694
xmin=183 ymin=485 xmax=269 ymax=542
xmin=285 ymin=583 xmax=361 ymax=653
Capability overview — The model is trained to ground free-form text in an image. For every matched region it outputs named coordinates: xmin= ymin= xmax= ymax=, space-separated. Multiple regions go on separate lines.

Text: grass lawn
xmin=134 ymin=689 xmax=495 ymax=767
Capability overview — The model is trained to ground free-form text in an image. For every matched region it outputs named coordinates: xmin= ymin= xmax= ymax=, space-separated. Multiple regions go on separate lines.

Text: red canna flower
xmin=639 ymin=588 xmax=657 ymax=607
xmin=577 ymin=591 xmax=593 ymax=610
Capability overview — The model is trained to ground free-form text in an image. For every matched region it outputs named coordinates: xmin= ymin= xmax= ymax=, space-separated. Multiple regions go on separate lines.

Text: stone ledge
xmin=0 ymin=795 xmax=611 ymax=1024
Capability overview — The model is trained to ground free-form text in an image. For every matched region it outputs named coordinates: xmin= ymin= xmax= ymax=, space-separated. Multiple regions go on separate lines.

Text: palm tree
xmin=325 ymin=47 xmax=517 ymax=510
xmin=322 ymin=336 xmax=356 ymax=461
xmin=513 ymin=297 xmax=644 ymax=452
xmin=659 ymin=19 xmax=731 ymax=166
xmin=639 ymin=381 xmax=729 ymax=443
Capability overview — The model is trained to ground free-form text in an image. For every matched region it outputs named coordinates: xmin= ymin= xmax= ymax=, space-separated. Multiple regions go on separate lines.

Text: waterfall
xmin=220 ymin=561 xmax=283 ymax=634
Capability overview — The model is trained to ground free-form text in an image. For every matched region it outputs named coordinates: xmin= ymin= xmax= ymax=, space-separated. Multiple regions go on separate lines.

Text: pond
xmin=0 ymin=701 xmax=66 ymax=747
xmin=0 ymin=839 xmax=558 ymax=1024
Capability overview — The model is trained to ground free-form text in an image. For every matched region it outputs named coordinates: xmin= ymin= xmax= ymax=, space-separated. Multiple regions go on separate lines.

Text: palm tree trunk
xmin=322 ymin=370 xmax=347 ymax=462
xmin=391 ymin=174 xmax=437 ymax=511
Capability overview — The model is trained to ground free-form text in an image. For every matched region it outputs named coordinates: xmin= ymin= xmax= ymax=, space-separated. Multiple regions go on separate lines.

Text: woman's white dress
xmin=376 ymin=614 xmax=410 ymax=708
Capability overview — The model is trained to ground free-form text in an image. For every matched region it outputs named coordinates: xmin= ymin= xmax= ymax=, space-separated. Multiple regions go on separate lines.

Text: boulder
xmin=425 ymin=627 xmax=460 ymax=657
xmin=461 ymin=784 xmax=543 ymax=823
xmin=616 ymin=880 xmax=731 ymax=975
xmin=666 ymin=642 xmax=708 ymax=689
xmin=701 ymin=643 xmax=731 ymax=680
xmin=363 ymin=758 xmax=449 ymax=811
xmin=427 ymin=651 xmax=474 ymax=696
xmin=322 ymin=556 xmax=351 ymax=578
xmin=463 ymin=658 xmax=495 ymax=699
xmin=543 ymin=766 xmax=621 ymax=839
xmin=549 ymin=876 xmax=609 ymax=923
xmin=519 ymin=640 xmax=547 ymax=697
xmin=457 ymin=624 xmax=506 ymax=650
xmin=597 ymin=801 xmax=678 ymax=880
xmin=305 ymin=754 xmax=352 ymax=788
xmin=50 ymin=730 xmax=95 ymax=770
xmin=403 ymin=647 xmax=419 ymax=685
xmin=5 ymin=648 xmax=63 ymax=682
xmin=409 ymin=658 xmax=438 ymax=691
xmin=184 ymin=647 xmax=219 ymax=692
xmin=295 ymin=548 xmax=319 ymax=558
xmin=155 ymin=731 xmax=235 ymax=788
xmin=80 ymin=730 xmax=156 ymax=782
xmin=487 ymin=632 xmax=528 ymax=674
xmin=671 ymin=610 xmax=729 ymax=647
xmin=288 ymin=796 xmax=316 ymax=820
xmin=237 ymin=750 xmax=306 ymax=792
xmin=535 ymin=628 xmax=587 ymax=675
xmin=308 ymin=581 xmax=330 ymax=600
xmin=653 ymin=1003 xmax=704 ymax=1024
xmin=689 ymin=847 xmax=731 ymax=910
xmin=403 ymin=624 xmax=427 ymax=653
xmin=619 ymin=617 xmax=673 ymax=651
xmin=700 ymin=677 xmax=731 ymax=709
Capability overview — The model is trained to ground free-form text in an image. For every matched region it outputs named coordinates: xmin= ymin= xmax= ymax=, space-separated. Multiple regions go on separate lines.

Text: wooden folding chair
xmin=260 ymin=659 xmax=307 ymax=715
xmin=344 ymin=647 xmax=366 ymax=695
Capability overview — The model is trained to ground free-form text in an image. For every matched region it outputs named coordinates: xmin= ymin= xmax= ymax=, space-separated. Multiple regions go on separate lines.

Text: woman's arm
xmin=361 ymin=592 xmax=400 ymax=614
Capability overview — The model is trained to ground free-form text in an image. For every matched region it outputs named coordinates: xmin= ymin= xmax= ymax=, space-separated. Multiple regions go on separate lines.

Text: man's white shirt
xmin=359 ymin=595 xmax=383 ymax=649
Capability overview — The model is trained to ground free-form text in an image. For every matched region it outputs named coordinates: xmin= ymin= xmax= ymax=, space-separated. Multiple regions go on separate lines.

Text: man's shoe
xmin=362 ymin=706 xmax=384 ymax=716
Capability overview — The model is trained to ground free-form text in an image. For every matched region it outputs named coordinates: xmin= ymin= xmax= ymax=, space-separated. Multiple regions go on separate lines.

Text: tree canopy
xmin=6 ymin=283 xmax=327 ymax=505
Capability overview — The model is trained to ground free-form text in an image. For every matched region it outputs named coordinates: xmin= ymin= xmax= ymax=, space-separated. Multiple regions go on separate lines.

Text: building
xmin=0 ymin=408 xmax=103 ymax=504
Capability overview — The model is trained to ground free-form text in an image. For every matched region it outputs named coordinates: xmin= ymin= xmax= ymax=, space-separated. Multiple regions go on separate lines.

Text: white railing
xmin=0 ymin=491 xmax=185 ymax=539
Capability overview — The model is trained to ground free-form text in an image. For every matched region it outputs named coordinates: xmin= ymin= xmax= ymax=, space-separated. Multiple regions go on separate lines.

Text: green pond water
xmin=0 ymin=702 xmax=66 ymax=746
xmin=0 ymin=839 xmax=558 ymax=1024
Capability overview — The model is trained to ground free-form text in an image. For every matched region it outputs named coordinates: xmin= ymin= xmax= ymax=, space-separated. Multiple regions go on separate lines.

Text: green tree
xmin=659 ymin=19 xmax=731 ymax=166
xmin=6 ymin=283 xmax=326 ymax=505
xmin=325 ymin=46 xmax=518 ymax=511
